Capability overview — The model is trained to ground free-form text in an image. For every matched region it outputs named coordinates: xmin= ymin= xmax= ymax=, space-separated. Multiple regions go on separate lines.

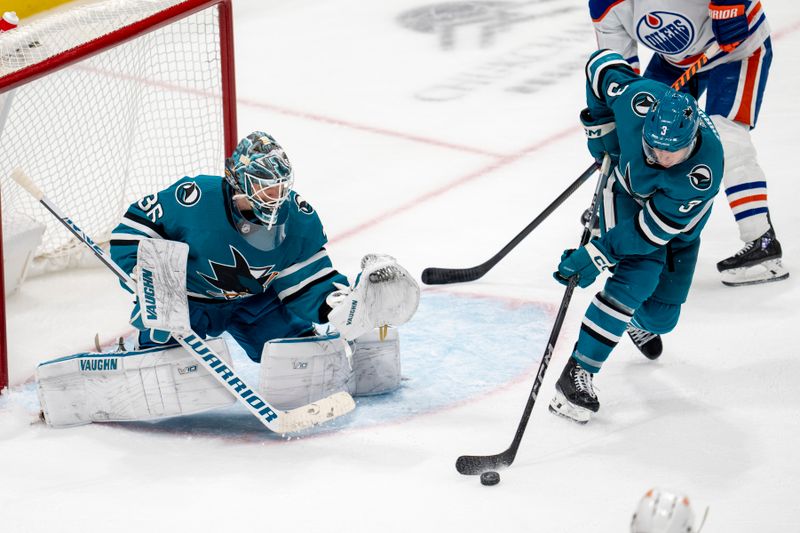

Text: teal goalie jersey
xmin=110 ymin=175 xmax=347 ymax=324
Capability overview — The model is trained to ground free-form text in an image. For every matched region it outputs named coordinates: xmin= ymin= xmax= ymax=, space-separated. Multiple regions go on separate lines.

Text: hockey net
xmin=0 ymin=0 xmax=237 ymax=390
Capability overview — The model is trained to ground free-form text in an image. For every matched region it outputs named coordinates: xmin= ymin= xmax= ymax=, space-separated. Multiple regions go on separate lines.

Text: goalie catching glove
xmin=326 ymin=254 xmax=420 ymax=341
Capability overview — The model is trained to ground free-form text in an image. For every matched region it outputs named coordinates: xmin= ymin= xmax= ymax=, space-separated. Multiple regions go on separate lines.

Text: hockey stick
xmin=455 ymin=153 xmax=612 ymax=475
xmin=10 ymin=169 xmax=355 ymax=434
xmin=672 ymin=43 xmax=721 ymax=90
xmin=421 ymin=161 xmax=600 ymax=285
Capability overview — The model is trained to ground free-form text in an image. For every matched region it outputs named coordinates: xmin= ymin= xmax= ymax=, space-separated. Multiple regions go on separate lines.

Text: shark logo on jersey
xmin=631 ymin=92 xmax=657 ymax=117
xmin=199 ymin=245 xmax=280 ymax=299
xmin=294 ymin=193 xmax=314 ymax=215
xmin=688 ymin=165 xmax=713 ymax=191
xmin=636 ymin=11 xmax=694 ymax=55
xmin=176 ymin=181 xmax=202 ymax=207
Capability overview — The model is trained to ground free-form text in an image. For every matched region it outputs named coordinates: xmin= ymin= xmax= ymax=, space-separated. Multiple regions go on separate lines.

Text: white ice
xmin=2 ymin=1 xmax=800 ymax=531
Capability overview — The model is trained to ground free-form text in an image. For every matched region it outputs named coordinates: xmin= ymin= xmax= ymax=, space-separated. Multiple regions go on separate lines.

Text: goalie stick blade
xmin=421 ymin=266 xmax=487 ymax=285
xmin=273 ymin=391 xmax=356 ymax=434
xmin=455 ymin=450 xmax=515 ymax=475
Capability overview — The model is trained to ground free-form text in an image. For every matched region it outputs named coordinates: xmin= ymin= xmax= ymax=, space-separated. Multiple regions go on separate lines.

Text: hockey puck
xmin=480 ymin=471 xmax=500 ymax=486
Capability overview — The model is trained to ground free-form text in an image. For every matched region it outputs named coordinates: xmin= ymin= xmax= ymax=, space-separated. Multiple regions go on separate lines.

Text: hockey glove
xmin=326 ymin=254 xmax=420 ymax=341
xmin=130 ymin=298 xmax=172 ymax=344
xmin=554 ymin=240 xmax=615 ymax=289
xmin=581 ymin=108 xmax=620 ymax=165
xmin=709 ymin=1 xmax=749 ymax=52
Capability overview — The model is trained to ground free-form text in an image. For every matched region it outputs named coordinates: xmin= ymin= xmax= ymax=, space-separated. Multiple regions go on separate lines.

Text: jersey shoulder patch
xmin=175 ymin=181 xmax=202 ymax=207
xmin=687 ymin=165 xmax=713 ymax=192
xmin=293 ymin=192 xmax=315 ymax=215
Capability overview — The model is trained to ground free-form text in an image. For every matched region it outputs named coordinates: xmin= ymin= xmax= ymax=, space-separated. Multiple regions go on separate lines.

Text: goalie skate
xmin=717 ymin=228 xmax=789 ymax=287
xmin=548 ymin=357 xmax=599 ymax=424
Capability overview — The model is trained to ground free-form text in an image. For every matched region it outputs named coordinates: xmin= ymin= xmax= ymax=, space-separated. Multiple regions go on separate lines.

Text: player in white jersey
xmin=589 ymin=0 xmax=788 ymax=287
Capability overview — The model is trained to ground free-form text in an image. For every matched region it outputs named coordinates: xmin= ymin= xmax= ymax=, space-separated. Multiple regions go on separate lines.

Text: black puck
xmin=480 ymin=471 xmax=500 ymax=486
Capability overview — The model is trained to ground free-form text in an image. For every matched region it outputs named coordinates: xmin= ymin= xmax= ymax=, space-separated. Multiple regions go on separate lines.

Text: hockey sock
xmin=573 ymin=291 xmax=633 ymax=373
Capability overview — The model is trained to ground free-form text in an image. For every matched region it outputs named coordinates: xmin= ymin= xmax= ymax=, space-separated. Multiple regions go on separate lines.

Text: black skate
xmin=549 ymin=357 xmax=599 ymax=424
xmin=627 ymin=324 xmax=662 ymax=360
xmin=717 ymin=228 xmax=789 ymax=286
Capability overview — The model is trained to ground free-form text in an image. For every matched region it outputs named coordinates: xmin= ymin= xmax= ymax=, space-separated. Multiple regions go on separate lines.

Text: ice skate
xmin=717 ymin=228 xmax=789 ymax=286
xmin=549 ymin=357 xmax=599 ymax=424
xmin=627 ymin=324 xmax=662 ymax=360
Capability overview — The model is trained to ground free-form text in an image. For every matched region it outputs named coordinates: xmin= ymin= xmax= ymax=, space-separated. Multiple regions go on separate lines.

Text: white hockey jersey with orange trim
xmin=589 ymin=0 xmax=770 ymax=72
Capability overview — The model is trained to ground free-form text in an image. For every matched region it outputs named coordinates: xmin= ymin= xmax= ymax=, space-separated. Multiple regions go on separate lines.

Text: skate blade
xmin=720 ymin=259 xmax=789 ymax=287
xmin=548 ymin=390 xmax=592 ymax=424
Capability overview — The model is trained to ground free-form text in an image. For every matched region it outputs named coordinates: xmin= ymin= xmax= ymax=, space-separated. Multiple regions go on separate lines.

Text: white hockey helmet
xmin=631 ymin=488 xmax=695 ymax=533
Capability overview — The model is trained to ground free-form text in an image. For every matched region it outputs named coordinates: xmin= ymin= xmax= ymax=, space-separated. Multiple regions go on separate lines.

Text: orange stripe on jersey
xmin=747 ymin=1 xmax=763 ymax=23
xmin=730 ymin=194 xmax=767 ymax=208
xmin=733 ymin=46 xmax=762 ymax=125
xmin=592 ymin=0 xmax=626 ymax=22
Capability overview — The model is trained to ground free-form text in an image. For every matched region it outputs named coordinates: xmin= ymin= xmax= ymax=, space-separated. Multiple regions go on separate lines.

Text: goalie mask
xmin=225 ymin=131 xmax=294 ymax=228
xmin=642 ymin=90 xmax=699 ymax=168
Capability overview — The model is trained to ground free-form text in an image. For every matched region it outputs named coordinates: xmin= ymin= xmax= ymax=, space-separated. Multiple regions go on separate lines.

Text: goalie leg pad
xmin=259 ymin=333 xmax=353 ymax=410
xmin=350 ymin=327 xmax=401 ymax=396
xmin=36 ymin=338 xmax=236 ymax=428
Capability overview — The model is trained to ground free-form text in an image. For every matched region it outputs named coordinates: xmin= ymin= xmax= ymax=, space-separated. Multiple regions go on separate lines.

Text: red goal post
xmin=0 ymin=0 xmax=238 ymax=392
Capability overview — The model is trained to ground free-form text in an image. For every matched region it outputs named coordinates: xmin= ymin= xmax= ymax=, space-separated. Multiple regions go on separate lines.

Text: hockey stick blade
xmin=421 ymin=265 xmax=489 ymax=285
xmin=421 ymin=162 xmax=599 ymax=285
xmin=273 ymin=391 xmax=356 ymax=434
xmin=456 ymin=449 xmax=515 ymax=475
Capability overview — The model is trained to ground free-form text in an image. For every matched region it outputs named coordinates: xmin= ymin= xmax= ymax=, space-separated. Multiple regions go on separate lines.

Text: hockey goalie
xmin=35 ymin=132 xmax=420 ymax=428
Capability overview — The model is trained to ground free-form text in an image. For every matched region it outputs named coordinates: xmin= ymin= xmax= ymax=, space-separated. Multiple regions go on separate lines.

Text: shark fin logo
xmin=199 ymin=246 xmax=279 ymax=299
xmin=631 ymin=92 xmax=656 ymax=117
xmin=688 ymin=165 xmax=712 ymax=191
xmin=176 ymin=182 xmax=202 ymax=207
xmin=294 ymin=193 xmax=314 ymax=215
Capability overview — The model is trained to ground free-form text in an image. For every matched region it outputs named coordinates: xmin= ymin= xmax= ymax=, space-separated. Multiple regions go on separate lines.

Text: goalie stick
xmin=11 ymin=168 xmax=355 ymax=434
xmin=421 ymin=161 xmax=600 ymax=285
xmin=455 ymin=154 xmax=612 ymax=475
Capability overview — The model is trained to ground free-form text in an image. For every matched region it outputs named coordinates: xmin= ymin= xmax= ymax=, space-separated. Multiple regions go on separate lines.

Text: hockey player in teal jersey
xmin=34 ymin=132 xmax=419 ymax=428
xmin=110 ymin=131 xmax=419 ymax=362
xmin=548 ymin=50 xmax=723 ymax=424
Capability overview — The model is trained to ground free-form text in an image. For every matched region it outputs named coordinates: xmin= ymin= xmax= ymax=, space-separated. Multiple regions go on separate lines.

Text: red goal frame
xmin=0 ymin=0 xmax=238 ymax=392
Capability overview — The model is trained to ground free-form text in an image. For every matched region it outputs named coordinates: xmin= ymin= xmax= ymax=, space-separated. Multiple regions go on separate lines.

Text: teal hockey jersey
xmin=585 ymin=50 xmax=724 ymax=260
xmin=110 ymin=175 xmax=347 ymax=324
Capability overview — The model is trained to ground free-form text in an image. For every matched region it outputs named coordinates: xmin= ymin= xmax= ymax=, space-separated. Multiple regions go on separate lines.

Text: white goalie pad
xmin=327 ymin=254 xmax=420 ymax=341
xmin=1 ymin=213 xmax=44 ymax=296
xmin=259 ymin=333 xmax=353 ymax=410
xmin=36 ymin=338 xmax=236 ymax=428
xmin=350 ymin=327 xmax=401 ymax=396
xmin=136 ymin=238 xmax=191 ymax=333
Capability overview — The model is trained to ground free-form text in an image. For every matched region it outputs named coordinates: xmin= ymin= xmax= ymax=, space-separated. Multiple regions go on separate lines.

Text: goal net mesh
xmin=0 ymin=0 xmax=227 ymax=273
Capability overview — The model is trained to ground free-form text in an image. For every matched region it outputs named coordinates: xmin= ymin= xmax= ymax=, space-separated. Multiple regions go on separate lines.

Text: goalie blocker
xmin=37 ymin=328 xmax=402 ymax=427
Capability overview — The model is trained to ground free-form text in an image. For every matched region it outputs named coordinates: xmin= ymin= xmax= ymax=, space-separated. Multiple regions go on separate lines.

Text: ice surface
xmin=2 ymin=1 xmax=799 ymax=531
